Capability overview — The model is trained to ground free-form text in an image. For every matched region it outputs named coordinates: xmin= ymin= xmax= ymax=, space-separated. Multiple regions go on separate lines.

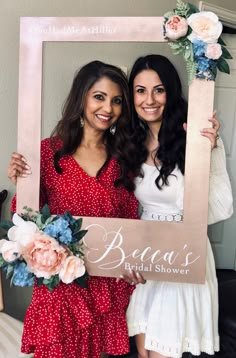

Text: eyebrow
xmin=92 ymin=90 xmax=107 ymax=95
xmin=134 ymin=84 xmax=164 ymax=89
xmin=92 ymin=90 xmax=122 ymax=97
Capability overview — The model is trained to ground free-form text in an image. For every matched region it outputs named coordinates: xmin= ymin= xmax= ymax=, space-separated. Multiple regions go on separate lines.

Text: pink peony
xmin=205 ymin=43 xmax=222 ymax=60
xmin=187 ymin=12 xmax=222 ymax=44
xmin=0 ymin=240 xmax=21 ymax=262
xmin=165 ymin=15 xmax=188 ymax=40
xmin=23 ymin=233 xmax=68 ymax=278
xmin=59 ymin=256 xmax=86 ymax=284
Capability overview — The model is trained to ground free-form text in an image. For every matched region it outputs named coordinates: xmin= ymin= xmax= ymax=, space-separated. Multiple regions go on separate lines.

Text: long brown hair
xmin=51 ymin=60 xmax=136 ymax=191
xmin=129 ymin=55 xmax=187 ymax=189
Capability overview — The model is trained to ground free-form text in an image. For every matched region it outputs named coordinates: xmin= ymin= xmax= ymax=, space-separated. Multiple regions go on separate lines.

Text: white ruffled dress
xmin=127 ymin=138 xmax=234 ymax=357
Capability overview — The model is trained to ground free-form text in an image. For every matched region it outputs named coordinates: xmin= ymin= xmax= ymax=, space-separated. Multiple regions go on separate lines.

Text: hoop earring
xmin=80 ymin=117 xmax=84 ymax=128
xmin=110 ymin=124 xmax=116 ymax=135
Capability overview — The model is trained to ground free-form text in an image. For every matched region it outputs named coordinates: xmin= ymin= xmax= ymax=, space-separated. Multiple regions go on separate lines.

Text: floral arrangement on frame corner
xmin=0 ymin=205 xmax=88 ymax=291
xmin=163 ymin=0 xmax=233 ymax=83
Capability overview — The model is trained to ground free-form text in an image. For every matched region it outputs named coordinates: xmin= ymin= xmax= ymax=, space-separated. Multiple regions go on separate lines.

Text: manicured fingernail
xmin=137 ymin=272 xmax=141 ymax=278
xmin=25 ymin=164 xmax=31 ymax=170
xmin=21 ymin=157 xmax=27 ymax=162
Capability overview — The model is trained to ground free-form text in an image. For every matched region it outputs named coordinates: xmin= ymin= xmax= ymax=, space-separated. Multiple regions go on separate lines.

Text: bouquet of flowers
xmin=0 ymin=205 xmax=88 ymax=291
xmin=163 ymin=0 xmax=233 ymax=83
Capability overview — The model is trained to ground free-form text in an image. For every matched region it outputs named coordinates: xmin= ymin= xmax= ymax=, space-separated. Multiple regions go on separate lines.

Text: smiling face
xmin=133 ymin=69 xmax=166 ymax=125
xmin=83 ymin=76 xmax=123 ymax=132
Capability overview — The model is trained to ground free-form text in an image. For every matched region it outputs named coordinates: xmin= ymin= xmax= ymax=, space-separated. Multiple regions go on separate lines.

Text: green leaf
xmin=183 ymin=47 xmax=193 ymax=61
xmin=0 ymin=255 xmax=5 ymax=266
xmin=44 ymin=216 xmax=55 ymax=226
xmin=175 ymin=0 xmax=189 ymax=17
xmin=43 ymin=274 xmax=60 ymax=291
xmin=169 ymin=42 xmax=183 ymax=50
xmin=10 ymin=274 xmax=14 ymax=287
xmin=73 ymin=218 xmax=82 ymax=231
xmin=35 ymin=215 xmax=43 ymax=229
xmin=74 ymin=272 xmax=89 ymax=288
xmin=218 ymin=37 xmax=226 ymax=46
xmin=6 ymin=265 xmax=14 ymax=279
xmin=217 ymin=57 xmax=230 ymax=74
xmin=210 ymin=66 xmax=217 ymax=80
xmin=187 ymin=3 xmax=200 ymax=15
xmin=0 ymin=220 xmax=14 ymax=231
xmin=73 ymin=230 xmax=88 ymax=241
xmin=41 ymin=204 xmax=51 ymax=222
xmin=221 ymin=46 xmax=233 ymax=59
xmin=186 ymin=61 xmax=197 ymax=84
xmin=36 ymin=277 xmax=44 ymax=287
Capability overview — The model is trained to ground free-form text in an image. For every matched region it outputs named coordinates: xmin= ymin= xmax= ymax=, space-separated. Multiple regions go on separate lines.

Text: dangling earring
xmin=110 ymin=124 xmax=116 ymax=135
xmin=80 ymin=117 xmax=84 ymax=128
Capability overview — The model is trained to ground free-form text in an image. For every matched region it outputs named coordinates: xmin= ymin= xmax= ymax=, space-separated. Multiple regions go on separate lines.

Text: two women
xmin=8 ymin=56 xmax=233 ymax=358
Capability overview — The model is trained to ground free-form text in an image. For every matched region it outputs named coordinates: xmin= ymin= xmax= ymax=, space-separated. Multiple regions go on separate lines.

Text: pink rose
xmin=187 ymin=12 xmax=222 ymax=44
xmin=23 ymin=233 xmax=68 ymax=278
xmin=59 ymin=256 xmax=86 ymax=284
xmin=0 ymin=240 xmax=21 ymax=262
xmin=165 ymin=15 xmax=188 ymax=40
xmin=205 ymin=43 xmax=222 ymax=60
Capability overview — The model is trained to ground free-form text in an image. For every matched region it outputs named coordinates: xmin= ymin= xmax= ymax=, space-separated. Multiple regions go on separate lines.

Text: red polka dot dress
xmin=16 ymin=138 xmax=139 ymax=358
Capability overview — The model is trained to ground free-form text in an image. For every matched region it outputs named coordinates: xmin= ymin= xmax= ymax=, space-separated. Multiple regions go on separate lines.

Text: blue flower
xmin=196 ymin=56 xmax=210 ymax=72
xmin=63 ymin=211 xmax=77 ymax=225
xmin=58 ymin=227 xmax=73 ymax=244
xmin=209 ymin=59 xmax=217 ymax=69
xmin=43 ymin=217 xmax=73 ymax=244
xmin=192 ymin=40 xmax=206 ymax=57
xmin=12 ymin=262 xmax=34 ymax=286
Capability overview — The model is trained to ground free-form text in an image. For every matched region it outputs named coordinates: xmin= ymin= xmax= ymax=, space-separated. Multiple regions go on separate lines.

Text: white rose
xmin=0 ymin=240 xmax=21 ymax=262
xmin=8 ymin=213 xmax=39 ymax=247
xmin=59 ymin=256 xmax=86 ymax=284
xmin=187 ymin=12 xmax=222 ymax=44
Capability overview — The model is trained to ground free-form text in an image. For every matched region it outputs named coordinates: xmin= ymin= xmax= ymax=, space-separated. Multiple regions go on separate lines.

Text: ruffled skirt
xmin=21 ymin=277 xmax=134 ymax=358
xmin=126 ymin=240 xmax=219 ymax=357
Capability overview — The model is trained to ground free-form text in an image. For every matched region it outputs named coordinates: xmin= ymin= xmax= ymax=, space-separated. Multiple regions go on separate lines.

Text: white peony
xmin=8 ymin=213 xmax=39 ymax=247
xmin=187 ymin=11 xmax=223 ymax=44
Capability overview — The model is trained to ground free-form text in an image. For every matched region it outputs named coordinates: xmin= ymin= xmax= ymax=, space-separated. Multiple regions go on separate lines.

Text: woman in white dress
xmin=126 ymin=55 xmax=234 ymax=358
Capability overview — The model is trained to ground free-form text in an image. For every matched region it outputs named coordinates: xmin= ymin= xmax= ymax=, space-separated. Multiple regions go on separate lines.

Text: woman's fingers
xmin=120 ymin=269 xmax=146 ymax=285
xmin=200 ymin=112 xmax=220 ymax=150
xmin=7 ymin=152 xmax=31 ymax=184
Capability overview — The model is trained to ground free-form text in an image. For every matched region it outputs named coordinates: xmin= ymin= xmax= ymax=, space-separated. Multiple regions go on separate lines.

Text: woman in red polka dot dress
xmin=8 ymin=61 xmax=140 ymax=358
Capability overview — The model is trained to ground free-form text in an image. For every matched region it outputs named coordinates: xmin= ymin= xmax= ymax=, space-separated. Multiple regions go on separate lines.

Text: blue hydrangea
xmin=209 ymin=59 xmax=217 ymax=69
xmin=63 ymin=211 xmax=76 ymax=225
xmin=193 ymin=40 xmax=206 ymax=57
xmin=12 ymin=262 xmax=34 ymax=286
xmin=196 ymin=56 xmax=210 ymax=72
xmin=43 ymin=217 xmax=73 ymax=244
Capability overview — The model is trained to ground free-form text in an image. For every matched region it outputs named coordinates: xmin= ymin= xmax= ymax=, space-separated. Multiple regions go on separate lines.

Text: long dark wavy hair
xmin=129 ymin=54 xmax=188 ymax=189
xmin=50 ymin=60 xmax=136 ymax=191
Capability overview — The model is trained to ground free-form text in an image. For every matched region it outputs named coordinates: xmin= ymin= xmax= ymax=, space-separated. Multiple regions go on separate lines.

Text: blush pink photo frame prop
xmin=16 ymin=17 xmax=214 ymax=284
